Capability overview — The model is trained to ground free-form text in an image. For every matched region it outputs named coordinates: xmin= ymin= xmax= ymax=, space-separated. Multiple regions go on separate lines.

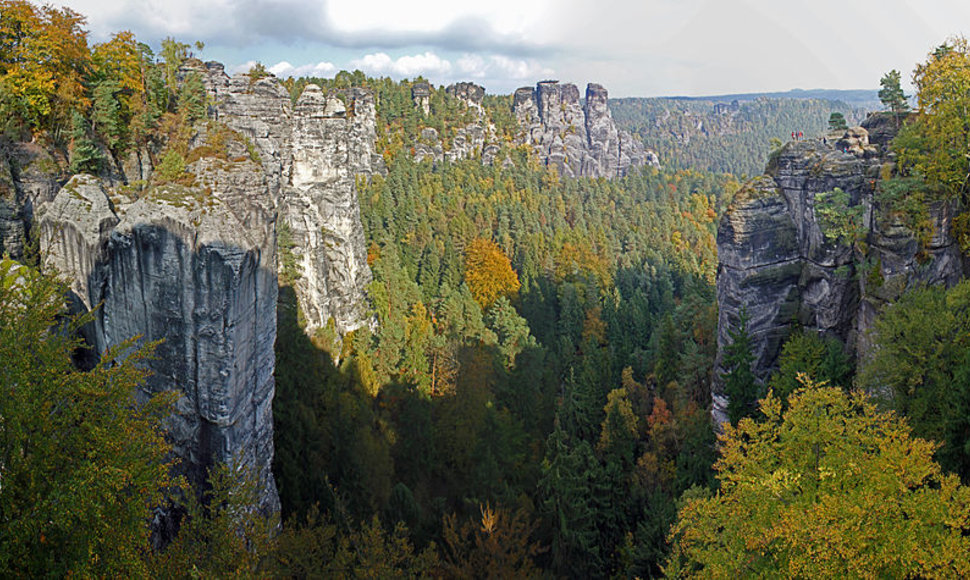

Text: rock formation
xmin=513 ymin=81 xmax=656 ymax=178
xmin=40 ymin=137 xmax=280 ymax=514
xmin=713 ymin=115 xmax=965 ymax=424
xmin=411 ymin=82 xmax=431 ymax=116
xmin=204 ymin=63 xmax=378 ymax=336
xmin=412 ymin=82 xmax=501 ymax=166
xmin=446 ymin=82 xmax=485 ymax=112
xmin=0 ymin=141 xmax=63 ymax=260
xmin=29 ymin=61 xmax=383 ymax=517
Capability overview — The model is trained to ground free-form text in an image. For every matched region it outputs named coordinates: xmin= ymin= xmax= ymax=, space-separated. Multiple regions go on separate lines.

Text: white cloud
xmin=456 ymin=54 xmax=553 ymax=82
xmin=269 ymin=60 xmax=338 ymax=78
xmin=230 ymin=60 xmax=258 ymax=75
xmin=350 ymin=51 xmax=453 ymax=78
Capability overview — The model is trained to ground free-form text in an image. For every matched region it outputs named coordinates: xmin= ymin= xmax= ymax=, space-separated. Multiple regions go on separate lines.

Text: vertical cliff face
xmin=40 ymin=149 xmax=280 ymax=513
xmin=0 ymin=141 xmax=63 ymax=260
xmin=713 ymin=117 xmax=965 ymax=424
xmin=16 ymin=60 xmax=379 ymax=520
xmin=513 ymin=81 xmax=655 ymax=178
xmin=204 ymin=65 xmax=377 ymax=336
xmin=283 ymin=84 xmax=375 ymax=335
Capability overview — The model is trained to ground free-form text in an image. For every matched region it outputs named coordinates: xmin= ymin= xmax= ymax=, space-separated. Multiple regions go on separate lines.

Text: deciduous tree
xmin=0 ymin=259 xmax=174 ymax=576
xmin=667 ymin=377 xmax=970 ymax=578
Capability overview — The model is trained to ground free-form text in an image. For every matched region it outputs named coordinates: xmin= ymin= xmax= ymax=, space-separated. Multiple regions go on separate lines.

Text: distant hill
xmin=612 ymin=95 xmax=873 ymax=177
xmin=665 ymin=88 xmax=882 ymax=111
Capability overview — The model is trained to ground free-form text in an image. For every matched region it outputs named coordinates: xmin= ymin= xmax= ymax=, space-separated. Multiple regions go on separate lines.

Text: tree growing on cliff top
xmin=0 ymin=259 xmax=175 ymax=576
xmin=879 ymin=69 xmax=910 ymax=122
xmin=896 ymin=37 xmax=970 ymax=202
xmin=666 ymin=377 xmax=970 ymax=578
xmin=827 ymin=112 xmax=847 ymax=131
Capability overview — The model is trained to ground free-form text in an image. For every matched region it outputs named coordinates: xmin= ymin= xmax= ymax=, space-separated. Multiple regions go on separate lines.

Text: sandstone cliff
xmin=27 ymin=61 xmax=383 ymax=517
xmin=514 ymin=81 xmax=658 ymax=178
xmin=411 ymin=81 xmax=502 ymax=166
xmin=203 ymin=62 xmax=377 ymax=336
xmin=713 ymin=115 xmax=964 ymax=423
xmin=40 ymin=139 xmax=280 ymax=513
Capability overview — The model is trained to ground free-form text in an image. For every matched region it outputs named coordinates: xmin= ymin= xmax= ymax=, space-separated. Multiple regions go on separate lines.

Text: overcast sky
xmin=44 ymin=0 xmax=970 ymax=97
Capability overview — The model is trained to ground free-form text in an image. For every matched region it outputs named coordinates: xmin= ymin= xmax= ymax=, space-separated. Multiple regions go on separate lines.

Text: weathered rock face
xmin=446 ymin=82 xmax=485 ymax=111
xmin=411 ymin=82 xmax=501 ymax=166
xmin=204 ymin=67 xmax=378 ymax=336
xmin=19 ymin=60 xmax=380 ymax=522
xmin=412 ymin=82 xmax=431 ymax=116
xmin=514 ymin=81 xmax=655 ymax=178
xmin=0 ymin=141 xmax=63 ymax=260
xmin=713 ymin=115 xmax=965 ymax=424
xmin=40 ymin=151 xmax=280 ymax=514
xmin=282 ymin=85 xmax=375 ymax=335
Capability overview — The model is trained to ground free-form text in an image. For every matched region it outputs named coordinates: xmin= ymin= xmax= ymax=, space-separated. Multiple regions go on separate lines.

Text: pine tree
xmin=879 ymin=69 xmax=910 ymax=121
xmin=827 ymin=112 xmax=848 ymax=131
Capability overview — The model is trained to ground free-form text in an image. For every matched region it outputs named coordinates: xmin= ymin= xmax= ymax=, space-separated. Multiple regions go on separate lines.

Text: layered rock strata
xmin=713 ymin=116 xmax=964 ymax=423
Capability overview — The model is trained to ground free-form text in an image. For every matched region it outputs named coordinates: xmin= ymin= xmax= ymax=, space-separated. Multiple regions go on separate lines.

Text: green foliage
xmin=441 ymin=504 xmax=545 ymax=578
xmin=68 ymin=109 xmax=103 ymax=174
xmin=879 ymin=69 xmax=910 ymax=117
xmin=814 ymin=187 xmax=865 ymax=244
xmin=612 ymin=97 xmax=864 ymax=177
xmin=155 ymin=147 xmax=187 ymax=183
xmin=874 ymin=175 xmax=934 ymax=248
xmin=897 ymin=36 xmax=970 ymax=202
xmin=268 ymin=72 xmax=725 ymax=576
xmin=0 ymin=258 xmax=175 ymax=576
xmin=178 ymin=70 xmax=206 ymax=123
xmin=148 ymin=464 xmax=277 ymax=577
xmin=827 ymin=111 xmax=847 ymax=131
xmin=246 ymin=62 xmax=270 ymax=82
xmin=668 ymin=378 xmax=970 ymax=577
xmin=768 ymin=331 xmax=853 ymax=402
xmin=859 ymin=280 xmax=970 ymax=480
xmin=722 ymin=310 xmax=759 ymax=424
xmin=0 ymin=0 xmax=90 ymax=134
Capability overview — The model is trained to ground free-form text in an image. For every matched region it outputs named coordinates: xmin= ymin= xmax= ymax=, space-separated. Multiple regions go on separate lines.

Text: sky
xmin=42 ymin=0 xmax=970 ymax=98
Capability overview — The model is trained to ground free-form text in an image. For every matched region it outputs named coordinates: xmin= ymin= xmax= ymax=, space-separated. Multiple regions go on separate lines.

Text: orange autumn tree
xmin=464 ymin=238 xmax=520 ymax=309
xmin=0 ymin=0 xmax=91 ymax=132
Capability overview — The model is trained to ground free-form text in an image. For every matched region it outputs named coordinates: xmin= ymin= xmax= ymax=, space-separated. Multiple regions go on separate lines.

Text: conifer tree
xmin=879 ymin=69 xmax=910 ymax=121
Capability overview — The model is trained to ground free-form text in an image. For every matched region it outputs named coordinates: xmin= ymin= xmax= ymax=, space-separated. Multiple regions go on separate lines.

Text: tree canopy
xmin=0 ymin=259 xmax=175 ymax=576
xmin=667 ymin=377 xmax=970 ymax=578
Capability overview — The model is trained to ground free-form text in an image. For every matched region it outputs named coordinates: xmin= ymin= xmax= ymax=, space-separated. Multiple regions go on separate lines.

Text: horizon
xmin=38 ymin=0 xmax=968 ymax=98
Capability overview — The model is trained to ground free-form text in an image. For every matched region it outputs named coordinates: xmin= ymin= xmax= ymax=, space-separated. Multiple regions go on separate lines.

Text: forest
xmin=2 ymin=0 xmax=970 ymax=576
xmin=611 ymin=96 xmax=866 ymax=176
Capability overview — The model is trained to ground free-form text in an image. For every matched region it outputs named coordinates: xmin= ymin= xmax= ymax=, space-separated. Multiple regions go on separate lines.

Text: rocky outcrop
xmin=282 ymin=85 xmax=375 ymax=335
xmin=203 ymin=65 xmax=378 ymax=336
xmin=40 ymin=140 xmax=280 ymax=514
xmin=412 ymin=82 xmax=431 ymax=116
xmin=446 ymin=82 xmax=485 ymax=111
xmin=411 ymin=82 xmax=501 ymax=166
xmin=17 ymin=59 xmax=381 ymax=524
xmin=713 ymin=115 xmax=965 ymax=424
xmin=0 ymin=141 xmax=63 ymax=260
xmin=514 ymin=81 xmax=656 ymax=178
